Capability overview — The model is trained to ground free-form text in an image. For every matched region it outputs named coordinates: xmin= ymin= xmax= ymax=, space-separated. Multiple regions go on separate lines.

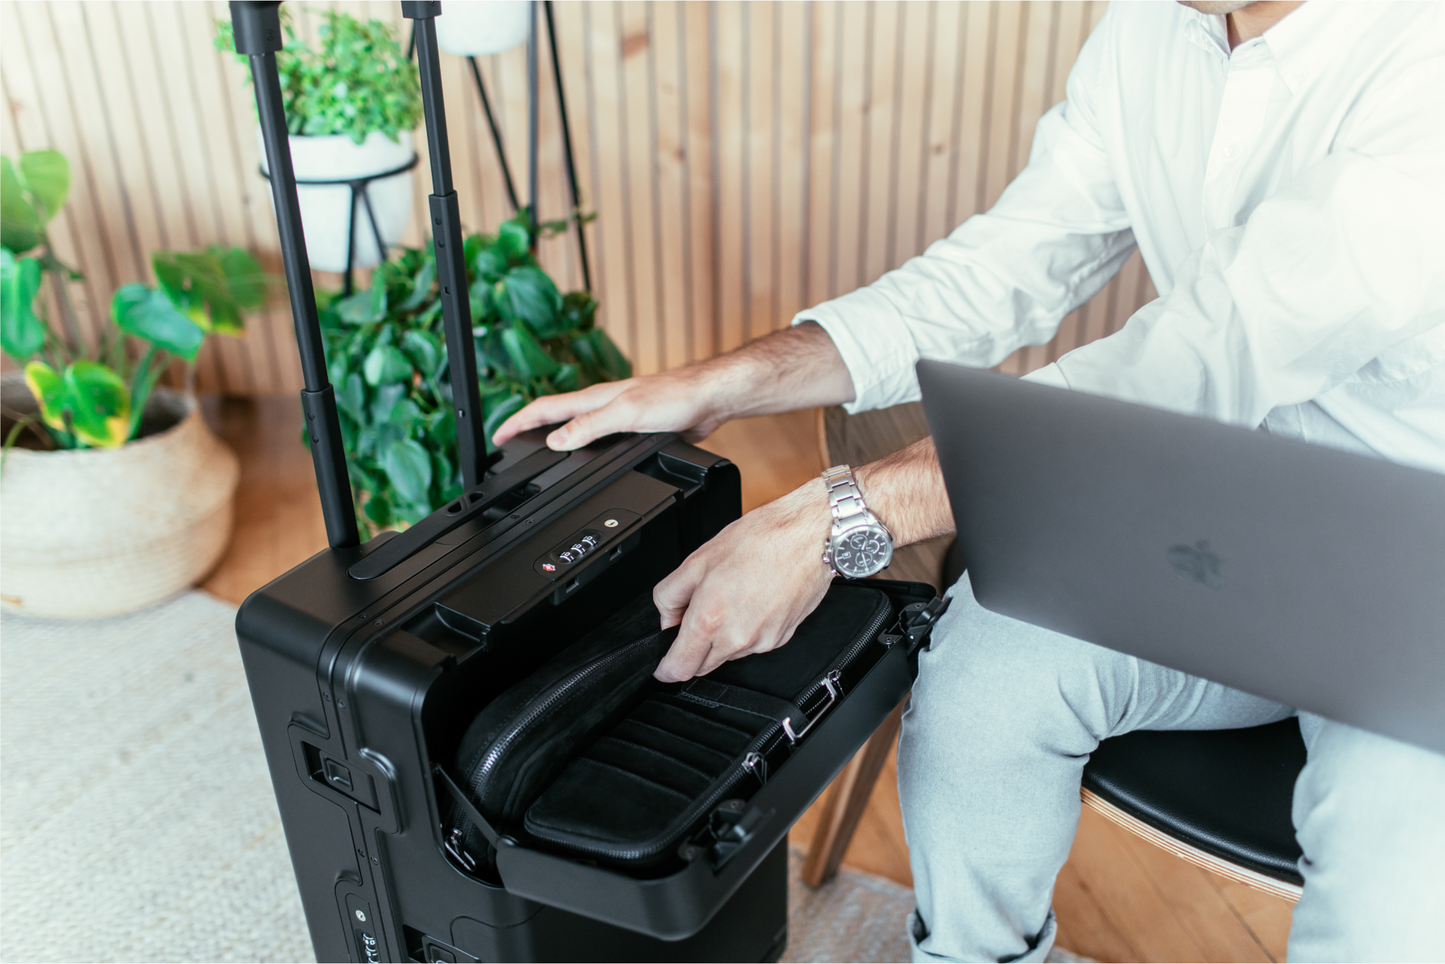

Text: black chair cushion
xmin=1082 ymin=718 xmax=1307 ymax=884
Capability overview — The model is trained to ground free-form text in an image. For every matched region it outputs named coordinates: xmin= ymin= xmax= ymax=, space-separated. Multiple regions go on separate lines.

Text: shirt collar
xmin=1180 ymin=2 xmax=1391 ymax=94
xmin=1181 ymin=6 xmax=1231 ymax=61
xmin=1261 ymin=2 xmax=1387 ymax=95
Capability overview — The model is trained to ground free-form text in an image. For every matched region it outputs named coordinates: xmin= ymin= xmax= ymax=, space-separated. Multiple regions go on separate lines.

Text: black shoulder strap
xmin=433 ymin=765 xmax=500 ymax=847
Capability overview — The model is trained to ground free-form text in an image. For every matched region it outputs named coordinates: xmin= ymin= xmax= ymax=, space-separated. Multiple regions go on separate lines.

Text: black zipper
xmin=795 ymin=592 xmax=892 ymax=710
xmin=452 ymin=626 xmax=664 ymax=843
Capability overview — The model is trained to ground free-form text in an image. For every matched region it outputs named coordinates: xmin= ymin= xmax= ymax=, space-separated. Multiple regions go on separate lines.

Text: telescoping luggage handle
xmin=230 ymin=1 xmax=489 ymax=551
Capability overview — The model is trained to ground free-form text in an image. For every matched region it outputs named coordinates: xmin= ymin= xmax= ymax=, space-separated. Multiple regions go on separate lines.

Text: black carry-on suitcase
xmin=230 ymin=4 xmax=948 ymax=961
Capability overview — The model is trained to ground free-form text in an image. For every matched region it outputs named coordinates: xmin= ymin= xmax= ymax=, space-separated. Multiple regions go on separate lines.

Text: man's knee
xmin=1289 ymin=717 xmax=1445 ymax=960
xmin=904 ymin=581 xmax=1132 ymax=755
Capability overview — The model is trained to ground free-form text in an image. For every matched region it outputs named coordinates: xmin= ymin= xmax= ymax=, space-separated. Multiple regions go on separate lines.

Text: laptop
xmin=916 ymin=360 xmax=1445 ymax=756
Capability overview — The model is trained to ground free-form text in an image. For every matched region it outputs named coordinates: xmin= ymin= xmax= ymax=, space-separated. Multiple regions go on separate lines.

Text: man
xmin=497 ymin=2 xmax=1445 ymax=960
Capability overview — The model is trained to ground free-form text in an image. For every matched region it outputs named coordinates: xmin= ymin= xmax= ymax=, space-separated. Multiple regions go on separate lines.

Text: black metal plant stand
xmin=259 ymin=154 xmax=420 ymax=296
xmin=410 ymin=0 xmax=593 ymax=292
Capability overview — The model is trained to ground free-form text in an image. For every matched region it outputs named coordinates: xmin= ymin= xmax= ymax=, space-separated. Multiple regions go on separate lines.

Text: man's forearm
xmin=703 ymin=321 xmax=856 ymax=420
xmin=855 ymin=436 xmax=955 ymax=548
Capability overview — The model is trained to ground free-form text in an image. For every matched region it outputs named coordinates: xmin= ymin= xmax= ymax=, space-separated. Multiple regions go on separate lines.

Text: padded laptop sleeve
xmin=521 ymin=583 xmax=895 ymax=869
xmin=444 ymin=582 xmax=908 ymax=873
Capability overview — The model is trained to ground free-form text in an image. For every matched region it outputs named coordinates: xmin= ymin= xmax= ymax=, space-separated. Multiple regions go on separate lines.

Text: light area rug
xmin=1 ymin=592 xmax=1077 ymax=964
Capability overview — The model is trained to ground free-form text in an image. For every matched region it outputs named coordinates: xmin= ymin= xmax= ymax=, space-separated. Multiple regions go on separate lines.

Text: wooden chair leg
xmin=800 ymin=698 xmax=907 ymax=888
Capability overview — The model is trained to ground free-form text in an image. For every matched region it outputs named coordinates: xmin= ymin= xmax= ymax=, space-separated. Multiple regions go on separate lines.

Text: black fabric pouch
xmin=444 ymin=592 xmax=676 ymax=869
xmin=519 ymin=583 xmax=895 ymax=869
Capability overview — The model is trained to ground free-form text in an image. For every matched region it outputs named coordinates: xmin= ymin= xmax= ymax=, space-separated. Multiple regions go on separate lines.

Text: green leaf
xmin=551 ymin=362 xmax=580 ymax=393
xmin=431 ymin=448 xmax=457 ymax=499
xmin=398 ymin=256 xmax=435 ymax=310
xmin=338 ymin=371 xmax=366 ymax=422
xmin=482 ymin=391 xmax=526 ymax=449
xmin=501 ymin=324 xmax=559 ymax=380
xmin=368 ymin=275 xmax=389 ymax=321
xmin=112 ymin=284 xmax=206 ymax=360
xmin=1 ymin=157 xmax=45 ymax=254
xmin=363 ymin=343 xmax=412 ymax=386
xmin=1 ymin=250 xmax=46 ymax=359
xmin=387 ymin=397 xmax=422 ymax=428
xmin=28 ymin=360 xmax=133 ymax=449
xmin=382 ymin=436 xmax=432 ymax=506
xmin=475 ymin=326 xmax=514 ymax=377
xmin=560 ymin=291 xmax=598 ymax=332
xmin=496 ymin=217 xmax=531 ymax=262
xmin=23 ymin=361 xmax=66 ymax=433
xmin=589 ymin=328 xmax=632 ymax=380
xmin=401 ymin=328 xmax=441 ymax=380
xmin=212 ymin=245 xmax=266 ymax=309
xmin=336 ymin=289 xmax=382 ymax=324
xmin=474 ymin=245 xmax=507 ymax=283
xmin=151 ymin=249 xmax=255 ymax=335
xmin=19 ymin=151 xmax=70 ymax=225
xmin=503 ymin=266 xmax=564 ymax=336
xmin=369 ymin=382 xmax=405 ymax=423
xmin=571 ymin=327 xmax=631 ymax=382
xmin=364 ymin=490 xmax=393 ymax=527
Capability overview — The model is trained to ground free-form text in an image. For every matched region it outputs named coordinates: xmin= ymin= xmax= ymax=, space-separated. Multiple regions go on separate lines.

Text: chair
xmin=801 ymin=403 xmax=1306 ymax=904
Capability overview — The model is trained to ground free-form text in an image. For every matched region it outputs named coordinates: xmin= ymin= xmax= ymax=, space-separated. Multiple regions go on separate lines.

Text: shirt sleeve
xmin=795 ymin=6 xmax=1136 ymax=414
xmin=1036 ymin=63 xmax=1445 ymax=430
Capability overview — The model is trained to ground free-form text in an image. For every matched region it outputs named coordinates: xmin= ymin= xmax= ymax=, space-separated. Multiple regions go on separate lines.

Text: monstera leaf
xmin=1 ymin=250 xmax=45 ymax=359
xmin=1 ymin=151 xmax=69 ymax=254
xmin=112 ymin=284 xmax=206 ymax=361
xmin=23 ymin=359 xmax=131 ymax=448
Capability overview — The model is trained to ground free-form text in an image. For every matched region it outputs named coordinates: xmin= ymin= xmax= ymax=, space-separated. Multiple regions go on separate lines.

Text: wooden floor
xmin=202 ymin=395 xmax=1293 ymax=963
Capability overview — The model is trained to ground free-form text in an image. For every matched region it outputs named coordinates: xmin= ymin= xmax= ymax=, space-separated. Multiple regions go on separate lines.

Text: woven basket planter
xmin=0 ymin=380 xmax=239 ymax=619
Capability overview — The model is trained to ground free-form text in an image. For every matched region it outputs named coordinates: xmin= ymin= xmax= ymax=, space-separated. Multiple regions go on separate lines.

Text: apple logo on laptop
xmin=1168 ymin=540 xmax=1224 ymax=590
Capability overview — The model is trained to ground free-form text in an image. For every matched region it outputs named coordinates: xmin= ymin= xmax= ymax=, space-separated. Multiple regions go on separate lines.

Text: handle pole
xmin=405 ymin=1 xmax=488 ymax=491
xmin=230 ymin=0 xmax=359 ymax=549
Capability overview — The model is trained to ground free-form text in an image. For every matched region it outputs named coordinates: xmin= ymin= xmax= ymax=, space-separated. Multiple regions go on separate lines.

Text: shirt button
xmin=1222 ymin=142 xmax=1238 ymax=159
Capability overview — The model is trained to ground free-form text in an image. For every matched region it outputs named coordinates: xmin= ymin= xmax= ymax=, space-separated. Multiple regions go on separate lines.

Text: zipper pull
xmin=444 ymin=827 xmax=479 ymax=872
xmin=742 ymin=750 xmax=767 ymax=784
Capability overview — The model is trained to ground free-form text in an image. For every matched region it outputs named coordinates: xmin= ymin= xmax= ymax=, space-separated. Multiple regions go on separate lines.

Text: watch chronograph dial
xmin=832 ymin=525 xmax=891 ymax=577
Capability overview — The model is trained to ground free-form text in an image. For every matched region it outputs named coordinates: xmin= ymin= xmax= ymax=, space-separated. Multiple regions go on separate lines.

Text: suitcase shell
xmin=237 ymin=432 xmax=925 ymax=962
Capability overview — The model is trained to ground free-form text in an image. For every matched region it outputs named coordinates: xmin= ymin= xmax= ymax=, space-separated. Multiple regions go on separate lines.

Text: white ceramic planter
xmin=0 ymin=381 xmax=240 ymax=619
xmin=436 ymin=0 xmax=531 ymax=57
xmin=258 ymin=129 xmax=416 ymax=273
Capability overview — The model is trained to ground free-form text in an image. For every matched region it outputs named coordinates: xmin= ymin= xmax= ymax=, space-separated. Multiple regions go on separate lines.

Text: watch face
xmin=832 ymin=524 xmax=892 ymax=578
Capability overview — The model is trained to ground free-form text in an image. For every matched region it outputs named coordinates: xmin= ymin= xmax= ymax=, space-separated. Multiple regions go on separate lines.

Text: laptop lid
xmin=917 ymin=360 xmax=1445 ymax=756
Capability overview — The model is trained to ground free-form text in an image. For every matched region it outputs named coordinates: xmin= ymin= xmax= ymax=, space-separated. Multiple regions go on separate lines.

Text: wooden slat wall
xmin=1 ymin=0 xmax=1155 ymax=394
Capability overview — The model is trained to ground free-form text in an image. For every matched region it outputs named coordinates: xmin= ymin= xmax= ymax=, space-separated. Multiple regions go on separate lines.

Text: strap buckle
xmin=782 ymin=670 xmax=842 ymax=744
xmin=903 ymin=596 xmax=952 ymax=650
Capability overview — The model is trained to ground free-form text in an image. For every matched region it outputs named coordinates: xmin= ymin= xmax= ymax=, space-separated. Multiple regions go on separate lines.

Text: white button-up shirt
xmin=797 ymin=1 xmax=1445 ymax=473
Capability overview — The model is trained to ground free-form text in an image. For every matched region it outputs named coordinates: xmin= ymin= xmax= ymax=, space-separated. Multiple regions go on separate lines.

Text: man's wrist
xmin=853 ymin=438 xmax=955 ymax=549
xmin=776 ymin=477 xmax=835 ymax=569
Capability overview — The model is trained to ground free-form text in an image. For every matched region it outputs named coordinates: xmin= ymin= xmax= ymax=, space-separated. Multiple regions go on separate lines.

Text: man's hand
xmin=651 ymin=436 xmax=956 ymax=682
xmin=491 ymin=369 xmax=731 ymax=451
xmin=653 ymin=479 xmax=834 ymax=681
xmin=491 ymin=321 xmax=856 ymax=451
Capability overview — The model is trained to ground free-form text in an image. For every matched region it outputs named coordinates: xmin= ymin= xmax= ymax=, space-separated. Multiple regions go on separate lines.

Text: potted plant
xmin=217 ymin=10 xmax=423 ymax=273
xmin=435 ymin=1 xmax=532 ymax=57
xmin=1 ymin=150 xmax=265 ymax=619
xmin=321 ymin=212 xmax=629 ymax=532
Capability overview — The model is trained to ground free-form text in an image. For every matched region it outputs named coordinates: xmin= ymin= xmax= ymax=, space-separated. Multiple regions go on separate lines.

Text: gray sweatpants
xmin=898 ymin=575 xmax=1445 ymax=963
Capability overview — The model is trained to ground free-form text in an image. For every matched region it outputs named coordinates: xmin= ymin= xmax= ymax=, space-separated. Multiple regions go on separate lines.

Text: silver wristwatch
xmin=821 ymin=464 xmax=894 ymax=579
